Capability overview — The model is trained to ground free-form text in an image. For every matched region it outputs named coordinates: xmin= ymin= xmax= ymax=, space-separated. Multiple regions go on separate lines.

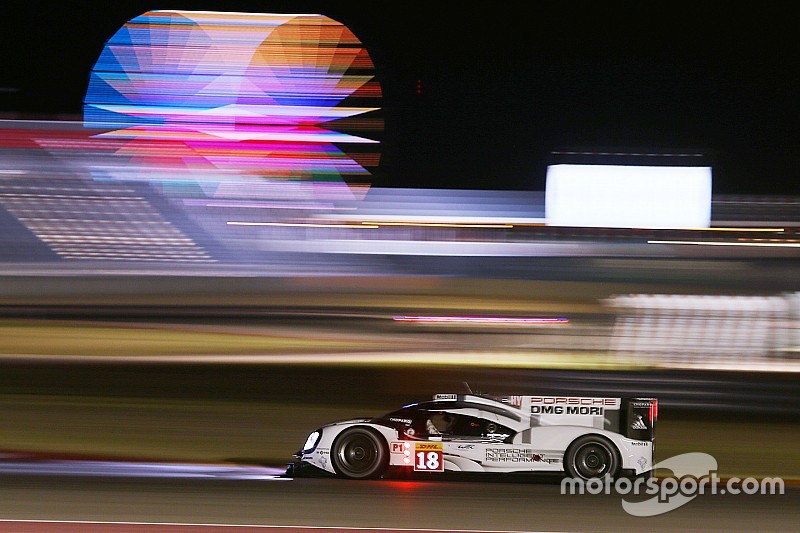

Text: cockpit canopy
xmin=380 ymin=400 xmax=516 ymax=442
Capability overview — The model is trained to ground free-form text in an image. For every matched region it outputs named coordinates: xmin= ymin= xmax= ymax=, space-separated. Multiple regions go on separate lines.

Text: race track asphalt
xmin=0 ymin=471 xmax=797 ymax=532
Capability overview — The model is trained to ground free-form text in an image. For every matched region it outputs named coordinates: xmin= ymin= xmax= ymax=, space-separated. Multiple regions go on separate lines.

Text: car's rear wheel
xmin=331 ymin=427 xmax=388 ymax=479
xmin=565 ymin=435 xmax=620 ymax=480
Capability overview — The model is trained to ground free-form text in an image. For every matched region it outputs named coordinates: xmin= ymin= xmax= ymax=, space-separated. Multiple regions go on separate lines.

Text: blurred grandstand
xmin=1 ymin=119 xmax=799 ymax=266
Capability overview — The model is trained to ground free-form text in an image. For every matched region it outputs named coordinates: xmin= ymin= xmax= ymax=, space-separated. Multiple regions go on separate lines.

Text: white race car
xmin=289 ymin=393 xmax=657 ymax=480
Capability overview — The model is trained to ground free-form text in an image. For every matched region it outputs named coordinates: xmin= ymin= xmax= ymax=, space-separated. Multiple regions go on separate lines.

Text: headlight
xmin=302 ymin=430 xmax=321 ymax=452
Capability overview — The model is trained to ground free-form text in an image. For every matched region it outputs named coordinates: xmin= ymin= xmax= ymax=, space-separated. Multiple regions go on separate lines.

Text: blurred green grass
xmin=0 ymin=318 xmax=636 ymax=369
xmin=0 ymin=319 xmax=392 ymax=356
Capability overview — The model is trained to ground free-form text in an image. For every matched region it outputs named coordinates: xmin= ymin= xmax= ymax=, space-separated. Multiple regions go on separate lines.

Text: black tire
xmin=331 ymin=427 xmax=388 ymax=480
xmin=565 ymin=435 xmax=620 ymax=480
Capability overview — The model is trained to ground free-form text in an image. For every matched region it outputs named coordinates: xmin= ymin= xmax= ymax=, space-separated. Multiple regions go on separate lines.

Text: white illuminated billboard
xmin=545 ymin=164 xmax=712 ymax=228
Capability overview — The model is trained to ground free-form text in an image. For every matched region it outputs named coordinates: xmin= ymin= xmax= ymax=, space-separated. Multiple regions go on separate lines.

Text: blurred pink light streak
xmin=392 ymin=316 xmax=569 ymax=325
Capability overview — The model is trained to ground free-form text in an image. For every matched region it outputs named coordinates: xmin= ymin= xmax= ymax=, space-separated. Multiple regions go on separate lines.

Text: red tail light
xmin=649 ymin=400 xmax=658 ymax=423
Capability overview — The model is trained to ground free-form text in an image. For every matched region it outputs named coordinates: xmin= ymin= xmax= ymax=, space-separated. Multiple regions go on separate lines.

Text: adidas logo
xmin=631 ymin=415 xmax=647 ymax=430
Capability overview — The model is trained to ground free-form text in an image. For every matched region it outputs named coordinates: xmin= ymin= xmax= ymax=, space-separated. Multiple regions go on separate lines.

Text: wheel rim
xmin=574 ymin=442 xmax=612 ymax=478
xmin=337 ymin=433 xmax=378 ymax=475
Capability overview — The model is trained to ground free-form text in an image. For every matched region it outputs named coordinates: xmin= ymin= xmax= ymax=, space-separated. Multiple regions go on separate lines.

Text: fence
xmin=606 ymin=293 xmax=800 ymax=366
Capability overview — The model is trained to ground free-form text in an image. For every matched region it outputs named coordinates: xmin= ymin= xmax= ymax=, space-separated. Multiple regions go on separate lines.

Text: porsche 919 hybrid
xmin=289 ymin=393 xmax=657 ymax=480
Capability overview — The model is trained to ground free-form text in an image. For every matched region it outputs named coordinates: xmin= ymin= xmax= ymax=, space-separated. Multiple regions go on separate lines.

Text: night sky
xmin=2 ymin=1 xmax=798 ymax=195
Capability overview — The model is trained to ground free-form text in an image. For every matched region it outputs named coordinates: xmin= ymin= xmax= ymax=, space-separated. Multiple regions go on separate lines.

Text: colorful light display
xmin=83 ymin=10 xmax=383 ymax=197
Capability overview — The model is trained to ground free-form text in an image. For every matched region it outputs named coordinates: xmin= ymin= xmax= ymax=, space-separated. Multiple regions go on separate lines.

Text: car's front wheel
xmin=565 ymin=435 xmax=620 ymax=480
xmin=331 ymin=427 xmax=388 ymax=479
